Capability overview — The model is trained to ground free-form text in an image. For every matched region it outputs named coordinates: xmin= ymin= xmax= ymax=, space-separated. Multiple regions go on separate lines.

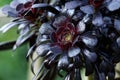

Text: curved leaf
xmin=32 ymin=3 xmax=60 ymax=14
xmin=0 ymin=41 xmax=16 ymax=50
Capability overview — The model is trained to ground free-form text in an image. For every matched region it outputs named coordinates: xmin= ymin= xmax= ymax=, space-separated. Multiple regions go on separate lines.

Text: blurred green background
xmin=0 ymin=0 xmax=28 ymax=80
xmin=0 ymin=0 xmax=12 ymax=7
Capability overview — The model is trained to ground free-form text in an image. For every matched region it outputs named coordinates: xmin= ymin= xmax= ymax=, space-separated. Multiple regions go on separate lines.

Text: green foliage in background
xmin=0 ymin=1 xmax=28 ymax=79
xmin=0 ymin=45 xmax=28 ymax=80
xmin=0 ymin=0 xmax=12 ymax=7
xmin=0 ymin=17 xmax=28 ymax=80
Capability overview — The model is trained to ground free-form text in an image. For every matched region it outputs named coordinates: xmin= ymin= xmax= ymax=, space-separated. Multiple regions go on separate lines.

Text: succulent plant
xmin=1 ymin=0 xmax=120 ymax=80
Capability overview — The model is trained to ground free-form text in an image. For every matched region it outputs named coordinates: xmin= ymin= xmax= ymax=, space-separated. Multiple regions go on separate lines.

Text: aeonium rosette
xmin=52 ymin=15 xmax=78 ymax=50
xmin=29 ymin=14 xmax=98 ymax=80
xmin=1 ymin=0 xmax=120 ymax=80
xmin=2 ymin=0 xmax=48 ymax=22
xmin=15 ymin=1 xmax=37 ymax=22
xmin=0 ymin=0 xmax=60 ymax=50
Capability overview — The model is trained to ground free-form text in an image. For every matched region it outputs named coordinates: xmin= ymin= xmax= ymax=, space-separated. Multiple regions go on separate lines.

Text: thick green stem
xmin=88 ymin=75 xmax=93 ymax=80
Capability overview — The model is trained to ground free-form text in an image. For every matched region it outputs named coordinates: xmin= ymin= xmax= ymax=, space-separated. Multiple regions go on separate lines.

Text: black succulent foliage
xmin=1 ymin=0 xmax=120 ymax=80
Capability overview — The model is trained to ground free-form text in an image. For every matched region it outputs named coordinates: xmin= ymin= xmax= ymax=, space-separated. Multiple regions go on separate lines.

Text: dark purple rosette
xmin=1 ymin=0 xmax=120 ymax=80
xmin=0 ymin=0 xmax=60 ymax=50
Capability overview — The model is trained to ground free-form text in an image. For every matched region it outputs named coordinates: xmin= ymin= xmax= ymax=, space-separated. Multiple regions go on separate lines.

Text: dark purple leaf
xmin=32 ymin=62 xmax=44 ymax=80
xmin=31 ymin=55 xmax=42 ymax=75
xmin=98 ymin=73 xmax=106 ymax=80
xmin=47 ymin=55 xmax=59 ymax=66
xmin=65 ymin=71 xmax=74 ymax=80
xmin=67 ymin=9 xmax=75 ymax=17
xmin=50 ymin=45 xmax=62 ymax=54
xmin=0 ymin=41 xmax=16 ymax=50
xmin=107 ymin=0 xmax=120 ymax=11
xmin=53 ymin=15 xmax=67 ymax=28
xmin=65 ymin=73 xmax=72 ymax=80
xmin=32 ymin=3 xmax=60 ymax=14
xmin=39 ymin=23 xmax=54 ymax=35
xmin=73 ymin=56 xmax=82 ymax=68
xmin=36 ymin=35 xmax=51 ymax=45
xmin=85 ymin=58 xmax=94 ymax=76
xmin=81 ymin=35 xmax=98 ymax=48
xmin=18 ymin=23 xmax=28 ymax=30
xmin=65 ymin=1 xmax=82 ymax=9
xmin=74 ymin=69 xmax=81 ymax=80
xmin=77 ymin=21 xmax=86 ymax=34
xmin=95 ymin=65 xmax=106 ymax=80
xmin=13 ymin=31 xmax=35 ymax=50
xmin=2 ymin=5 xmax=12 ymax=14
xmin=100 ymin=60 xmax=114 ymax=73
xmin=108 ymin=71 xmax=115 ymax=80
xmin=103 ymin=17 xmax=112 ymax=25
xmin=16 ymin=3 xmax=24 ymax=11
xmin=72 ymin=11 xmax=84 ymax=21
xmin=10 ymin=0 xmax=19 ymax=8
xmin=0 ymin=22 xmax=19 ymax=33
xmin=68 ymin=47 xmax=80 ymax=57
xmin=111 ymin=42 xmax=120 ymax=54
xmin=116 ymin=37 xmax=120 ymax=47
xmin=2 ymin=5 xmax=17 ymax=17
xmin=19 ymin=25 xmax=29 ymax=35
xmin=82 ymin=14 xmax=90 ymax=23
xmin=58 ymin=54 xmax=69 ymax=69
xmin=80 ymin=5 xmax=94 ymax=14
xmin=32 ymin=3 xmax=48 ymax=8
xmin=36 ymin=44 xmax=50 ymax=56
xmin=114 ymin=19 xmax=120 ymax=32
xmin=8 ymin=11 xmax=18 ymax=17
xmin=83 ymin=49 xmax=97 ymax=63
xmin=92 ymin=12 xmax=104 ymax=26
xmin=67 ymin=64 xmax=74 ymax=71
xmin=38 ymin=69 xmax=50 ymax=80
xmin=26 ymin=44 xmax=36 ymax=58
xmin=112 ymin=54 xmax=120 ymax=63
xmin=18 ymin=0 xmax=29 ymax=4
xmin=42 ymin=66 xmax=57 ymax=80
